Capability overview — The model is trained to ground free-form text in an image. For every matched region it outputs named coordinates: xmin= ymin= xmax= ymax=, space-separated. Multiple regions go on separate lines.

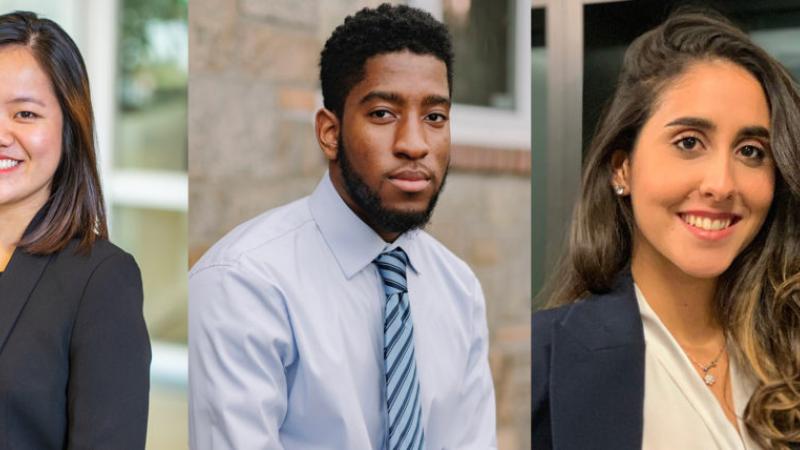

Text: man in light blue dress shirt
xmin=189 ymin=4 xmax=497 ymax=449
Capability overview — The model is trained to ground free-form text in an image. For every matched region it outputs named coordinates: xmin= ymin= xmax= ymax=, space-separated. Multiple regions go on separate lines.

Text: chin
xmin=383 ymin=200 xmax=429 ymax=215
xmin=673 ymin=257 xmax=734 ymax=280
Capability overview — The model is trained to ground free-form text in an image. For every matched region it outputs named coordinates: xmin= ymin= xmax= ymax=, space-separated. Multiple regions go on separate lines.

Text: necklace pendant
xmin=704 ymin=373 xmax=716 ymax=385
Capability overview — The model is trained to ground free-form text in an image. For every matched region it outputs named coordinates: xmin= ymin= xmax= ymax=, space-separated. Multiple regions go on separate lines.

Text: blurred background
xmin=532 ymin=0 xmax=800 ymax=309
xmin=0 ymin=0 xmax=188 ymax=447
xmin=190 ymin=0 xmax=530 ymax=448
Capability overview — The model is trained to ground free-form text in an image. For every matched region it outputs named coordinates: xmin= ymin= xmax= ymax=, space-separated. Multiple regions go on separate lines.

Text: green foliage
xmin=119 ymin=0 xmax=186 ymax=76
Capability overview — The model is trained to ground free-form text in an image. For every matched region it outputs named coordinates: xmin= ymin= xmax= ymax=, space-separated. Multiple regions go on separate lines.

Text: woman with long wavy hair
xmin=0 ymin=11 xmax=150 ymax=449
xmin=532 ymin=9 xmax=800 ymax=450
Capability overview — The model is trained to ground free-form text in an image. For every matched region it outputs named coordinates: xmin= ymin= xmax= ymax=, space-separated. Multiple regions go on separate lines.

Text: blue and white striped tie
xmin=374 ymin=248 xmax=425 ymax=450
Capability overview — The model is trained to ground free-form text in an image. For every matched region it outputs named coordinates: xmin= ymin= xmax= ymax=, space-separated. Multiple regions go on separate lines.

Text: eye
xmin=15 ymin=111 xmax=39 ymax=120
xmin=368 ymin=109 xmax=394 ymax=121
xmin=674 ymin=136 xmax=701 ymax=152
xmin=738 ymin=144 xmax=767 ymax=163
xmin=425 ymin=112 xmax=448 ymax=123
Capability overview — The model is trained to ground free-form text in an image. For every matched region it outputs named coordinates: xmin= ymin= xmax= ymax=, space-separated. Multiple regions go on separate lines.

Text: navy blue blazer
xmin=532 ymin=272 xmax=800 ymax=450
xmin=532 ymin=272 xmax=645 ymax=450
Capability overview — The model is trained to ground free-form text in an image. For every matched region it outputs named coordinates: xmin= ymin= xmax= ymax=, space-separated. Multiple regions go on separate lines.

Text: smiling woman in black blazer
xmin=0 ymin=12 xmax=150 ymax=449
xmin=533 ymin=9 xmax=800 ymax=450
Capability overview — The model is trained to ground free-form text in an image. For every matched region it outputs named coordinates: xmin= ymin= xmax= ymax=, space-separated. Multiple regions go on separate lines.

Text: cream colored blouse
xmin=635 ymin=285 xmax=762 ymax=450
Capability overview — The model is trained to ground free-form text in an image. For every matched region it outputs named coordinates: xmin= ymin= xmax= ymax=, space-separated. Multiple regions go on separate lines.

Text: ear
xmin=610 ymin=150 xmax=631 ymax=195
xmin=315 ymin=108 xmax=340 ymax=162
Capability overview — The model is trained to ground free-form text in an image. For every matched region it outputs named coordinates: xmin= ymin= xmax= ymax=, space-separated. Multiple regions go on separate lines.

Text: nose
xmin=393 ymin=116 xmax=429 ymax=160
xmin=698 ymin=152 xmax=736 ymax=202
xmin=0 ymin=119 xmax=13 ymax=147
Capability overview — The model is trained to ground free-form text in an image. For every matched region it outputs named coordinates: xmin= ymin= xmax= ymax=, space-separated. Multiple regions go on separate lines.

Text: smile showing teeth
xmin=681 ymin=214 xmax=732 ymax=231
xmin=0 ymin=159 xmax=20 ymax=170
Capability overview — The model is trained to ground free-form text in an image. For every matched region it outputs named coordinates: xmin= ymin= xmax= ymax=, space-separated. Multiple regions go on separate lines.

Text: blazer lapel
xmin=0 ymin=205 xmax=56 ymax=353
xmin=549 ymin=272 xmax=645 ymax=450
xmin=0 ymin=249 xmax=52 ymax=353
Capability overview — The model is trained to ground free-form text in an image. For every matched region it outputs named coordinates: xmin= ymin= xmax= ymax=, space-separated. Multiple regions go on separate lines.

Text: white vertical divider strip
xmin=82 ymin=0 xmax=119 ymax=230
xmin=515 ymin=0 xmax=531 ymax=148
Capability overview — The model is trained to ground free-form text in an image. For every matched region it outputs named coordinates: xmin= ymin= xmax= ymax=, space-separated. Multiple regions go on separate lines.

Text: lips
xmin=388 ymin=168 xmax=431 ymax=193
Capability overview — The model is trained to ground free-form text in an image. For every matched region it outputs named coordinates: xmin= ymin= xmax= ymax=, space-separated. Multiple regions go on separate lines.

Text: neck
xmin=631 ymin=239 xmax=723 ymax=347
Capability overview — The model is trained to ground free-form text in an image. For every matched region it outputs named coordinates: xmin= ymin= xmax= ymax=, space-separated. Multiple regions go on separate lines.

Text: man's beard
xmin=337 ymin=135 xmax=447 ymax=235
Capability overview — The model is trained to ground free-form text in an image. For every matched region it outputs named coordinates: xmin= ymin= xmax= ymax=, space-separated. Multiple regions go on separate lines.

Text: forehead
xmin=0 ymin=45 xmax=54 ymax=96
xmin=347 ymin=51 xmax=449 ymax=104
xmin=650 ymin=59 xmax=770 ymax=128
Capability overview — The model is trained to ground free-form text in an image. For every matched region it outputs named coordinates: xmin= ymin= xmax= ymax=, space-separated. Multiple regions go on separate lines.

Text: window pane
xmin=111 ymin=206 xmax=188 ymax=344
xmin=444 ymin=0 xmax=514 ymax=109
xmin=115 ymin=0 xmax=188 ymax=171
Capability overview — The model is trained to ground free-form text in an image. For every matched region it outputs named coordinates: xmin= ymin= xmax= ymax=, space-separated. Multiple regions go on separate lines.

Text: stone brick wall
xmin=189 ymin=1 xmax=530 ymax=448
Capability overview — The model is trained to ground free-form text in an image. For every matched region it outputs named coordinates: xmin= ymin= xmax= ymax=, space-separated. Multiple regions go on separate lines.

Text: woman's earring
xmin=614 ymin=185 xmax=625 ymax=196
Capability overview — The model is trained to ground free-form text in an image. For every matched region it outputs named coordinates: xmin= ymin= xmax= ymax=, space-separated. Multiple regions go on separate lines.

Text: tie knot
xmin=374 ymin=247 xmax=409 ymax=295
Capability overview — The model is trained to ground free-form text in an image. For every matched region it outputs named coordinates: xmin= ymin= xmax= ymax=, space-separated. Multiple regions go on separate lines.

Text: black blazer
xmin=0 ymin=237 xmax=151 ymax=449
xmin=532 ymin=272 xmax=800 ymax=450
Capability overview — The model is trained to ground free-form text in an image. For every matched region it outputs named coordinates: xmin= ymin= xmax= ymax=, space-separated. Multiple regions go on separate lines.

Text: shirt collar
xmin=309 ymin=171 xmax=420 ymax=279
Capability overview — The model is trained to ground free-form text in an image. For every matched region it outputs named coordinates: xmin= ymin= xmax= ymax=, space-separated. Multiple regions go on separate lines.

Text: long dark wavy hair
xmin=544 ymin=9 xmax=800 ymax=448
xmin=0 ymin=11 xmax=107 ymax=254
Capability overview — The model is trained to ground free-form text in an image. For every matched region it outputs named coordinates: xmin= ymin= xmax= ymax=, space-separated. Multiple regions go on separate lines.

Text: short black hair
xmin=319 ymin=3 xmax=453 ymax=119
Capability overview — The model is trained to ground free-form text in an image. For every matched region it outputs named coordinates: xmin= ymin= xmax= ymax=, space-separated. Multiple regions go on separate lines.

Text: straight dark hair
xmin=0 ymin=11 xmax=107 ymax=254
xmin=544 ymin=9 xmax=800 ymax=448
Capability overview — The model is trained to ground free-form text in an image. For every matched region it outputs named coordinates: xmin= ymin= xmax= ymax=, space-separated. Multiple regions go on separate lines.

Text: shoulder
xmin=86 ymin=239 xmax=137 ymax=269
xmin=41 ymin=239 xmax=145 ymax=323
xmin=533 ymin=285 xmax=640 ymax=348
xmin=190 ymin=197 xmax=313 ymax=275
xmin=533 ymin=273 xmax=643 ymax=366
xmin=77 ymin=240 xmax=142 ymax=302
xmin=49 ymin=238 xmax=140 ymax=283
xmin=532 ymin=298 xmax=600 ymax=419
xmin=532 ymin=303 xmax=573 ymax=348
xmin=531 ymin=303 xmax=577 ymax=387
xmin=188 ymin=198 xmax=316 ymax=309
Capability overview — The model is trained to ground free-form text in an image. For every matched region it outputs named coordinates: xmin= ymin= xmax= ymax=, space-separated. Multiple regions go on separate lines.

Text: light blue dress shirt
xmin=188 ymin=172 xmax=497 ymax=449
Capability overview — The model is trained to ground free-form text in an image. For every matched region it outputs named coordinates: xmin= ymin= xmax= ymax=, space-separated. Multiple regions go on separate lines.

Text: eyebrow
xmin=665 ymin=116 xmax=716 ymax=131
xmin=7 ymin=96 xmax=46 ymax=107
xmin=421 ymin=94 xmax=450 ymax=108
xmin=360 ymin=91 xmax=401 ymax=105
xmin=359 ymin=91 xmax=450 ymax=108
xmin=734 ymin=126 xmax=770 ymax=143
xmin=665 ymin=116 xmax=770 ymax=142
